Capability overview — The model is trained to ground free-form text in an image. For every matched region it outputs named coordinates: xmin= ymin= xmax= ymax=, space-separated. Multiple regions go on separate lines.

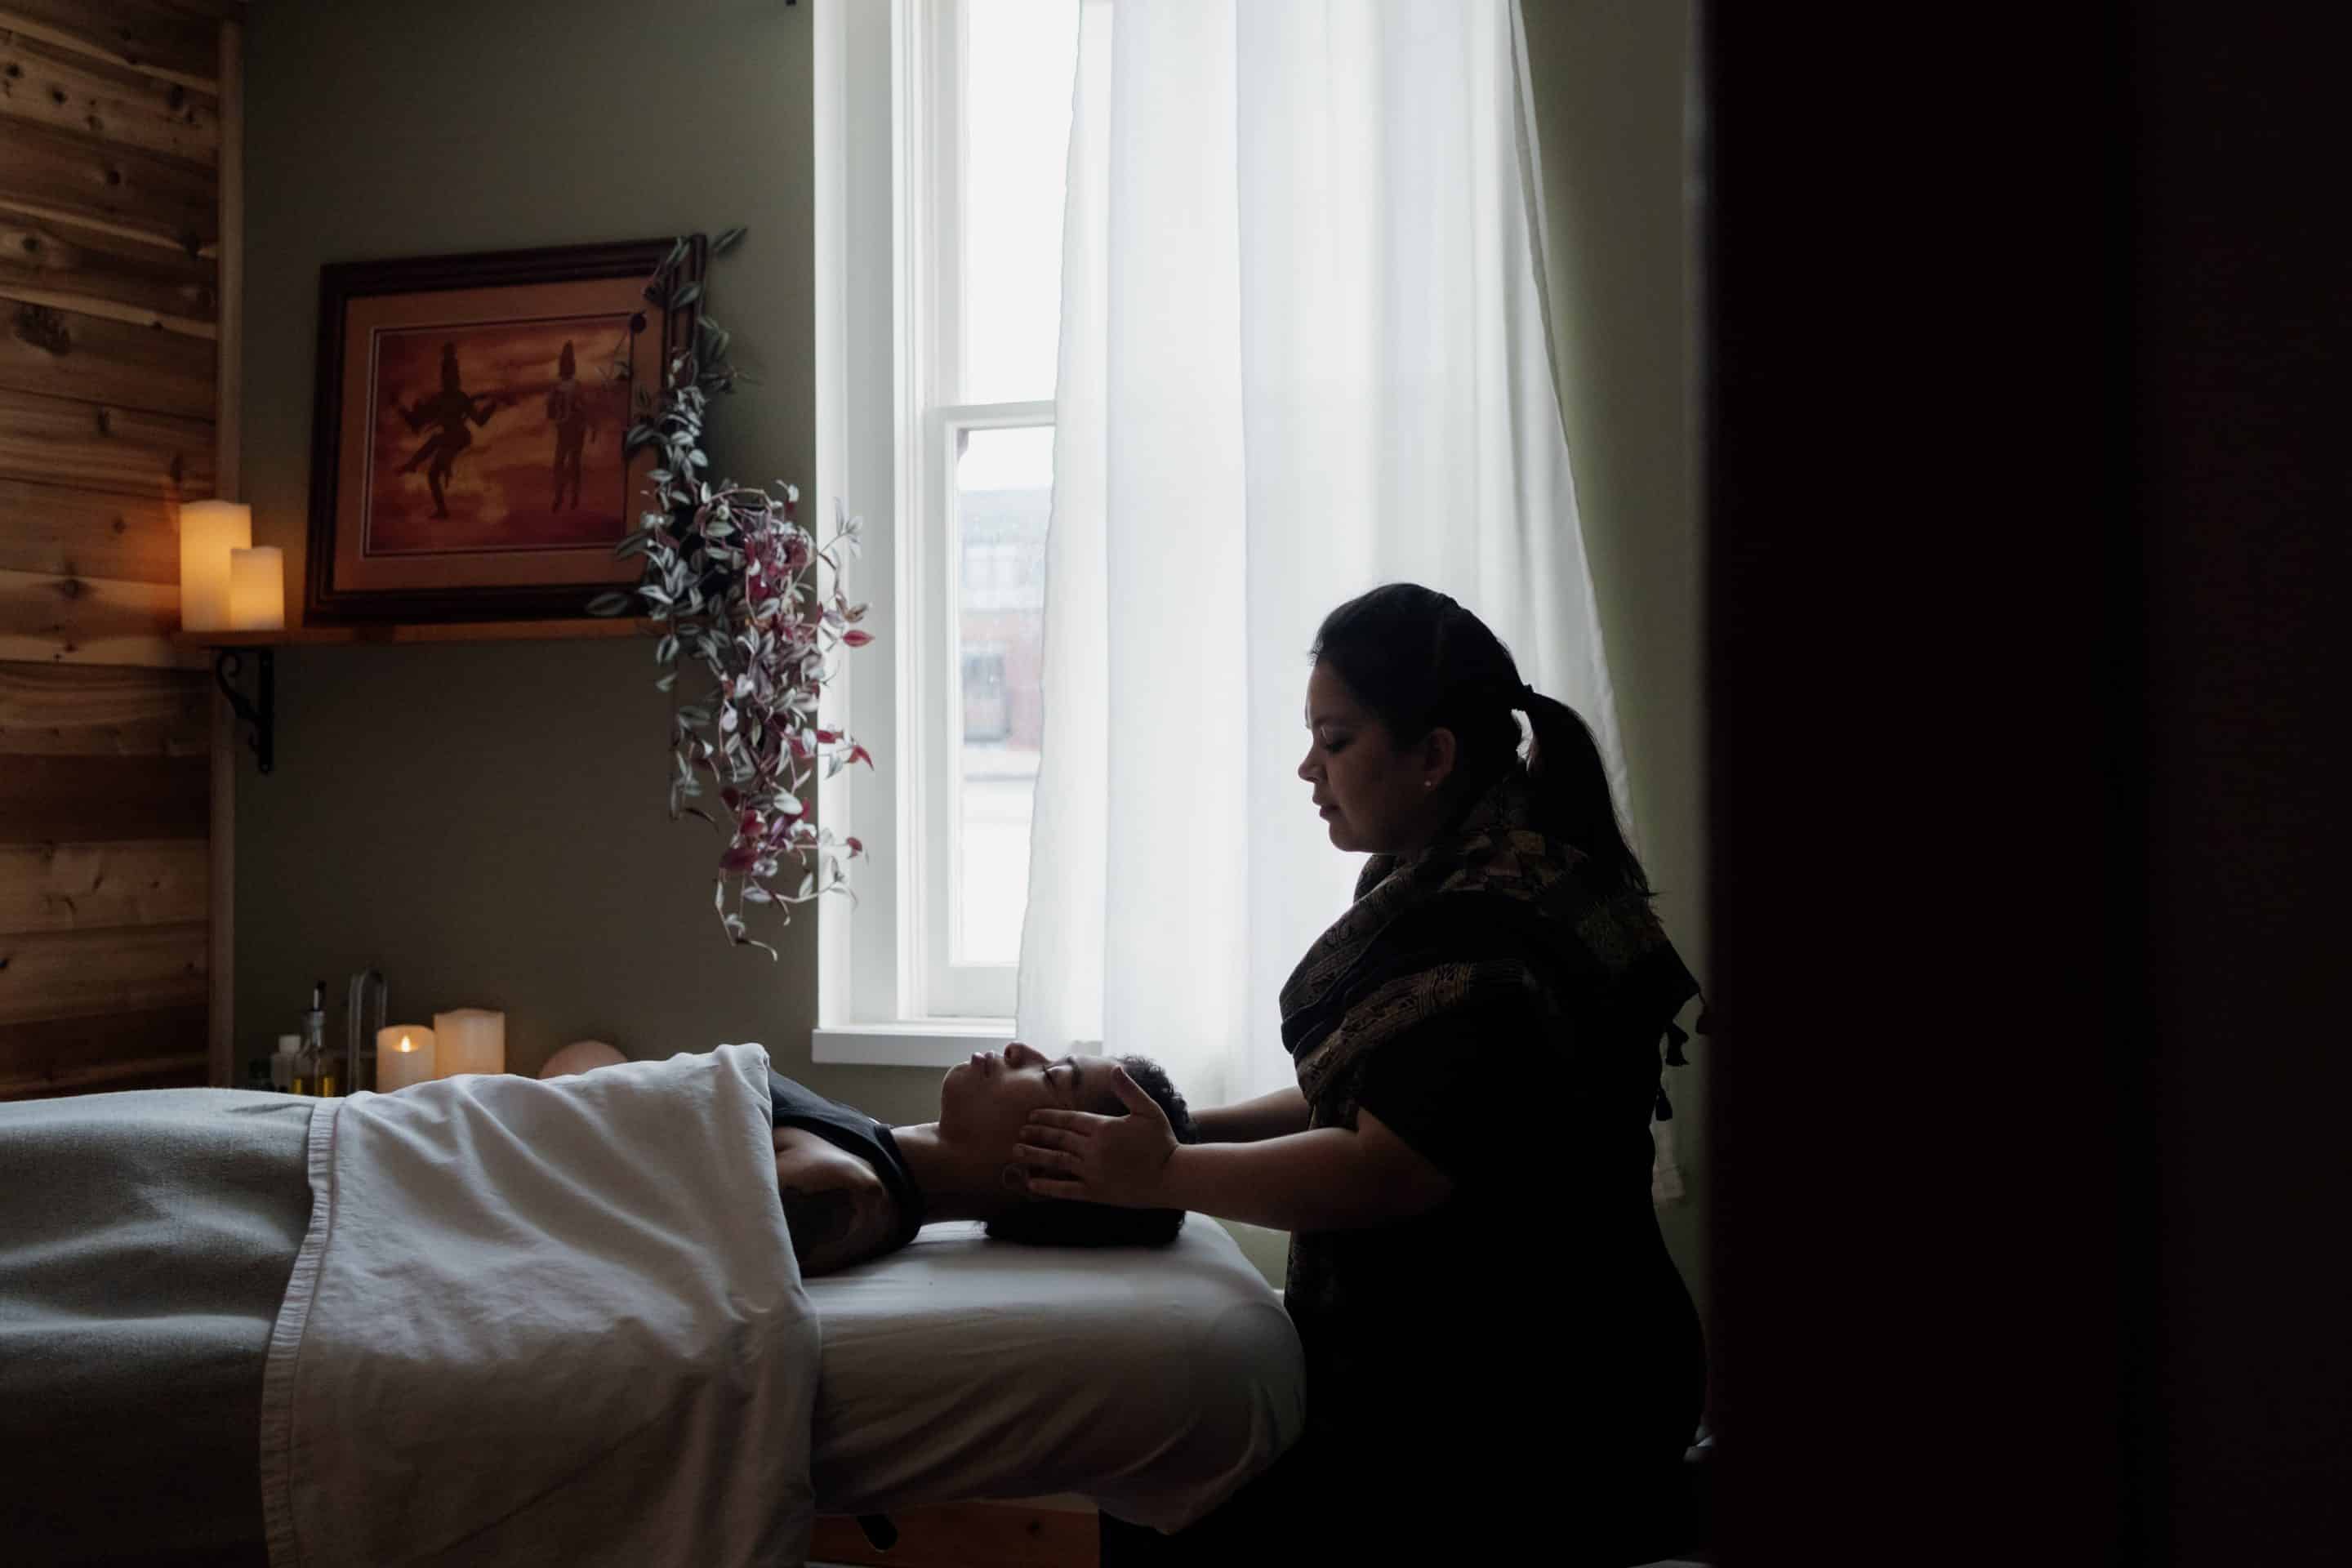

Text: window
xmin=960 ymin=649 xmax=1010 ymax=742
xmin=814 ymin=0 xmax=1079 ymax=1060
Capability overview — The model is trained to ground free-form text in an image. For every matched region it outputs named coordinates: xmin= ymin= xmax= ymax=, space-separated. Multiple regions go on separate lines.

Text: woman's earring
xmin=1423 ymin=779 xmax=1434 ymax=791
xmin=1000 ymin=1162 xmax=1028 ymax=1193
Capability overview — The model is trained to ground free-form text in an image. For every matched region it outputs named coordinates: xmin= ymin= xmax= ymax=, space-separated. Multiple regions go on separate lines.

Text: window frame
xmin=921 ymin=400 xmax=1052 ymax=1014
xmin=814 ymin=0 xmax=1062 ymax=1062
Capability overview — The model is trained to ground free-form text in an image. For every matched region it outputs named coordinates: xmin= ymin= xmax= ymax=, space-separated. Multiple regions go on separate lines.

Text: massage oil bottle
xmin=292 ymin=982 xmax=337 ymax=1097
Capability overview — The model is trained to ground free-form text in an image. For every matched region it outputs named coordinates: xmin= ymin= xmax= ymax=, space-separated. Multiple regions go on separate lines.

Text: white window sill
xmin=811 ymin=1020 xmax=1017 ymax=1068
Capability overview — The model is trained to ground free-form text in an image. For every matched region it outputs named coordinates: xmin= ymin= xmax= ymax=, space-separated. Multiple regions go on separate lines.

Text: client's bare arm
xmin=1190 ymin=1085 xmax=1312 ymax=1143
xmin=773 ymin=1128 xmax=901 ymax=1276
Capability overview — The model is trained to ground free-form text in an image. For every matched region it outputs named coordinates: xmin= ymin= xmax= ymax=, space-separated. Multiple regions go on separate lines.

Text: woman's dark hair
xmin=986 ymin=1054 xmax=1197 ymax=1249
xmin=1311 ymin=582 xmax=1652 ymax=898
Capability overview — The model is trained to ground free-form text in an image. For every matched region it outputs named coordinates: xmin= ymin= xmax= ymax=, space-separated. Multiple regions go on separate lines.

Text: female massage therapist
xmin=1015 ymin=583 xmax=1706 ymax=1561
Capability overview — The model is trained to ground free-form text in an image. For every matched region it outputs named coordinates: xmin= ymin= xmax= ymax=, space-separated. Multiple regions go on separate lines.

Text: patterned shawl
xmin=1278 ymin=773 xmax=1697 ymax=1133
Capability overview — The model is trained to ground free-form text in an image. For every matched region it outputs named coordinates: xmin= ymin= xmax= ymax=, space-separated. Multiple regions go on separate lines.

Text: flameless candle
xmin=178 ymin=501 xmax=251 ymax=632
xmin=227 ymin=546 xmax=285 ymax=630
xmin=433 ymin=1009 xmax=506 ymax=1077
xmin=375 ymin=1026 xmax=436 ymax=1091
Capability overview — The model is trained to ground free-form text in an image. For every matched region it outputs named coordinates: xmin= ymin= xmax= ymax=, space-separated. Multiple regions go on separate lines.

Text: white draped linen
xmin=1017 ymin=0 xmax=1627 ymax=1107
xmin=260 ymin=1045 xmax=817 ymax=1568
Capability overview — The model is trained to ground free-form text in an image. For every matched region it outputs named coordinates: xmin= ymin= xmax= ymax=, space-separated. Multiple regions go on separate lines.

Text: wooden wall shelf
xmin=172 ymin=618 xmax=650 ymax=649
xmin=174 ymin=618 xmax=651 ymax=777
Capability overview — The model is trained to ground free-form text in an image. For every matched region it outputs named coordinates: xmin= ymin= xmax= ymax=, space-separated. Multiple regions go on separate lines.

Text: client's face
xmin=938 ymin=1042 xmax=1119 ymax=1151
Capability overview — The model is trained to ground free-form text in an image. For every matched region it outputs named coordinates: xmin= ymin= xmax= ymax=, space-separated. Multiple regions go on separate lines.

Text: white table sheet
xmin=806 ymin=1218 xmax=1303 ymax=1531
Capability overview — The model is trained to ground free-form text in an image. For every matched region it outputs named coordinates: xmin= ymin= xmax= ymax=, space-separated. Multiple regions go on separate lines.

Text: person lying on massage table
xmin=771 ymin=1046 xmax=1200 ymax=1274
xmin=548 ymin=1037 xmax=1199 ymax=1276
xmin=0 ymin=1042 xmax=1254 ymax=1564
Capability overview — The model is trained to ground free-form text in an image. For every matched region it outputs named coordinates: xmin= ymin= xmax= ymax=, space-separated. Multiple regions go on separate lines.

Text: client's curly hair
xmin=986 ymin=1054 xmax=1197 ymax=1248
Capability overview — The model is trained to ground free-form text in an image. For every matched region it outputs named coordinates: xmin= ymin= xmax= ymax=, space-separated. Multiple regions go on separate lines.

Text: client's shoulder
xmin=773 ymin=1127 xmax=901 ymax=1277
xmin=772 ymin=1125 xmax=889 ymax=1188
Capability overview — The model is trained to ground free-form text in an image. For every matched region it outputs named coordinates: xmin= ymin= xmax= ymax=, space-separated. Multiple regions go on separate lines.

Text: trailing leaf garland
xmin=590 ymin=229 xmax=872 ymax=957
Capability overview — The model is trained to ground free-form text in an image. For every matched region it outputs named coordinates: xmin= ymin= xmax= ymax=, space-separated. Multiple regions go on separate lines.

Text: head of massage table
xmin=804 ymin=1216 xmax=1304 ymax=1533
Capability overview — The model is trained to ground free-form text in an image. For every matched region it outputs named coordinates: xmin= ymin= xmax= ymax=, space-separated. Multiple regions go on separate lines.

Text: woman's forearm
xmin=1190 ymin=1086 xmax=1312 ymax=1143
xmin=1158 ymin=1127 xmax=1444 ymax=1232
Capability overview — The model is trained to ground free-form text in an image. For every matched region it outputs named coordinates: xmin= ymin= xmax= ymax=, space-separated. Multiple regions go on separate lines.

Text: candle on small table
xmin=376 ymin=1027 xmax=437 ymax=1091
xmin=433 ymin=1009 xmax=506 ymax=1077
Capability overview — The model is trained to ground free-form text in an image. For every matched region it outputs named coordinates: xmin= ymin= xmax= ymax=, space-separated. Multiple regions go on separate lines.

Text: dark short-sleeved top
xmin=1283 ymin=892 xmax=1705 ymax=1490
xmin=768 ymin=1071 xmax=925 ymax=1250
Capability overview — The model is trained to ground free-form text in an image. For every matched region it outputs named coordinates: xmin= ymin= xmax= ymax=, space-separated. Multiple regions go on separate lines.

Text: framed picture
xmin=305 ymin=237 xmax=702 ymax=622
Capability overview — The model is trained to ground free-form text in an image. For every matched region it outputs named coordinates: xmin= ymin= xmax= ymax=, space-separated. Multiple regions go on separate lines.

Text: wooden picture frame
xmin=305 ymin=237 xmax=702 ymax=623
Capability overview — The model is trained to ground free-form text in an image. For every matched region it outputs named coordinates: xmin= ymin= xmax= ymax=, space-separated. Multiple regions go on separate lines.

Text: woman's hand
xmin=1015 ymin=1064 xmax=1178 ymax=1208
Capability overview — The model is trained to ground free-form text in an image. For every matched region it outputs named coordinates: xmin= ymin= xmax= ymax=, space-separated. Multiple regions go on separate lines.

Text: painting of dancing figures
xmin=367 ymin=322 xmax=625 ymax=552
xmin=308 ymin=238 xmax=692 ymax=622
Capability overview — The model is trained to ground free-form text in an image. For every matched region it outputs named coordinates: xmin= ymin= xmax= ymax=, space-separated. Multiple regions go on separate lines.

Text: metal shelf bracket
xmin=212 ymin=647 xmax=274 ymax=774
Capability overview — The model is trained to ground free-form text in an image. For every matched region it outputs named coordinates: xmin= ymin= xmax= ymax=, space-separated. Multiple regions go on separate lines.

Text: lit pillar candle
xmin=227 ymin=546 xmax=285 ymax=630
xmin=433 ymin=1009 xmax=506 ymax=1077
xmin=178 ymin=501 xmax=251 ymax=632
xmin=376 ymin=1026 xmax=437 ymax=1091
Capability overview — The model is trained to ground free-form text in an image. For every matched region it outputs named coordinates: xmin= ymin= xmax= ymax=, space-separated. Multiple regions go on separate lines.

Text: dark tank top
xmin=768 ymin=1070 xmax=925 ymax=1250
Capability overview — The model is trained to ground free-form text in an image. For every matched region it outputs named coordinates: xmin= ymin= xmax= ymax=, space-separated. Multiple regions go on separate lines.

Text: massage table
xmin=0 ymin=1054 xmax=1303 ymax=1566
xmin=807 ymin=1219 xmax=1298 ymax=1527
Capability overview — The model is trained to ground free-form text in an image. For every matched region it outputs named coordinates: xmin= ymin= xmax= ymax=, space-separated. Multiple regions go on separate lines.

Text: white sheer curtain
xmin=1017 ymin=0 xmax=1624 ymax=1109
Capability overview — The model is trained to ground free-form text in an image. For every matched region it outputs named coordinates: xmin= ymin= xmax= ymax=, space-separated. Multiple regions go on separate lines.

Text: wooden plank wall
xmin=0 ymin=0 xmax=242 ymax=1100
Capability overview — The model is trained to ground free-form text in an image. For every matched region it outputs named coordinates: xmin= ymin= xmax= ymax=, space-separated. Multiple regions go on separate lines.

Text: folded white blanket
xmin=261 ymin=1043 xmax=815 ymax=1568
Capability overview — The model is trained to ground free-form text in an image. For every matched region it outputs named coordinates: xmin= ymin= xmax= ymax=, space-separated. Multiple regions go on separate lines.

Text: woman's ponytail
xmin=1518 ymin=687 xmax=1652 ymax=899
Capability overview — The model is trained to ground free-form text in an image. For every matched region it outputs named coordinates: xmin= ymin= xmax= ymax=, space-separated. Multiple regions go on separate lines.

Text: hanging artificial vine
xmin=590 ymin=229 xmax=873 ymax=956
